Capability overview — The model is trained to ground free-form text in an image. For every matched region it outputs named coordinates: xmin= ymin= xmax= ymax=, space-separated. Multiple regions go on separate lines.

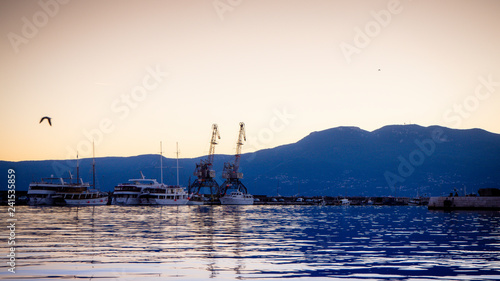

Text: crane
xmin=220 ymin=122 xmax=249 ymax=195
xmin=189 ymin=124 xmax=221 ymax=202
xmin=207 ymin=124 xmax=220 ymax=166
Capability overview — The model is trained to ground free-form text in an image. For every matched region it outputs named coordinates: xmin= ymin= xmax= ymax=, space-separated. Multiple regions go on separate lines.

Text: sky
xmin=1 ymin=0 xmax=499 ymax=161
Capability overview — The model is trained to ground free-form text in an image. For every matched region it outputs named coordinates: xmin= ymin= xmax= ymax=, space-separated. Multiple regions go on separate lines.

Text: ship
xmin=54 ymin=184 xmax=108 ymax=206
xmin=133 ymin=143 xmax=189 ymax=206
xmin=112 ymin=174 xmax=162 ymax=205
xmin=220 ymin=190 xmax=254 ymax=205
xmin=54 ymin=147 xmax=108 ymax=206
xmin=27 ymin=176 xmax=77 ymax=206
xmin=139 ymin=184 xmax=189 ymax=205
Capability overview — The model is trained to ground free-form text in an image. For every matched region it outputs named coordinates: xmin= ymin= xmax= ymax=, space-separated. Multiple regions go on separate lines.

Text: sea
xmin=1 ymin=205 xmax=499 ymax=280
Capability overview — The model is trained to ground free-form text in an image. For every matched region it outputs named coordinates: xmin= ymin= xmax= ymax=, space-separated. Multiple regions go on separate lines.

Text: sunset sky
xmin=1 ymin=0 xmax=499 ymax=161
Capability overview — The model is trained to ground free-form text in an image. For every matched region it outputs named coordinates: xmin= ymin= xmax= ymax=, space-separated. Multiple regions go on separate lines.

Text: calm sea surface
xmin=1 ymin=205 xmax=500 ymax=280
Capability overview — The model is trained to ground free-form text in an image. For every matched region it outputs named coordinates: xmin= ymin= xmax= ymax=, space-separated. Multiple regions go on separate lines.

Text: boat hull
xmin=65 ymin=197 xmax=109 ymax=206
xmin=28 ymin=196 xmax=55 ymax=206
xmin=155 ymin=198 xmax=189 ymax=205
xmin=220 ymin=196 xmax=254 ymax=205
xmin=112 ymin=196 xmax=141 ymax=205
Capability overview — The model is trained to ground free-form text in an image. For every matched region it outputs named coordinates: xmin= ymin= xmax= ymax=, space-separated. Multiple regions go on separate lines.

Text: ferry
xmin=27 ymin=176 xmax=71 ymax=205
xmin=139 ymin=184 xmax=189 ymax=205
xmin=112 ymin=176 xmax=162 ymax=205
xmin=53 ymin=144 xmax=108 ymax=206
xmin=136 ymin=143 xmax=190 ymax=206
xmin=220 ymin=191 xmax=254 ymax=205
xmin=55 ymin=185 xmax=108 ymax=206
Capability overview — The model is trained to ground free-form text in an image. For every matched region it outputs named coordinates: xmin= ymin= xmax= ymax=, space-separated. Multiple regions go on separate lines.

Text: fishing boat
xmin=220 ymin=191 xmax=254 ymax=205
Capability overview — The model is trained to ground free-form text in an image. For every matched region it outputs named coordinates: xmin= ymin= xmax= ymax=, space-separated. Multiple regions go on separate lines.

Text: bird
xmin=39 ymin=116 xmax=52 ymax=126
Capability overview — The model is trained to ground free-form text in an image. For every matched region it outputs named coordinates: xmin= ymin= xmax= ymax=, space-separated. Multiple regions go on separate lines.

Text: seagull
xmin=39 ymin=116 xmax=52 ymax=126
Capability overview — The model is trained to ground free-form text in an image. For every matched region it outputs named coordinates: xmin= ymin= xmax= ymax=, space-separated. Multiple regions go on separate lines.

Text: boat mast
xmin=76 ymin=151 xmax=79 ymax=184
xmin=160 ymin=141 xmax=163 ymax=184
xmin=176 ymin=142 xmax=180 ymax=186
xmin=92 ymin=141 xmax=96 ymax=190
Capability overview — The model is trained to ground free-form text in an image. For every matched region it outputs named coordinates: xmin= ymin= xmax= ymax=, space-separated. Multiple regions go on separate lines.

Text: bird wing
xmin=39 ymin=116 xmax=52 ymax=126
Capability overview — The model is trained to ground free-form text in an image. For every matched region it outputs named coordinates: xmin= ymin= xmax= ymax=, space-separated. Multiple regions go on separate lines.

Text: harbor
xmin=6 ymin=123 xmax=500 ymax=209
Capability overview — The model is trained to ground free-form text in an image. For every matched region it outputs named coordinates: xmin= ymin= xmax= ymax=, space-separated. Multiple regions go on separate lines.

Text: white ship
xmin=112 ymin=175 xmax=162 ymax=205
xmin=139 ymin=184 xmax=189 ymax=205
xmin=56 ymin=149 xmax=108 ymax=206
xmin=186 ymin=194 xmax=205 ymax=205
xmin=137 ymin=143 xmax=189 ymax=206
xmin=220 ymin=191 xmax=254 ymax=205
xmin=27 ymin=176 xmax=70 ymax=205
xmin=55 ymin=185 xmax=108 ymax=206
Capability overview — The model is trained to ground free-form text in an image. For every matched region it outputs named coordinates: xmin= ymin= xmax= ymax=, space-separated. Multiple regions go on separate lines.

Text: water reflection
xmin=0 ymin=205 xmax=499 ymax=280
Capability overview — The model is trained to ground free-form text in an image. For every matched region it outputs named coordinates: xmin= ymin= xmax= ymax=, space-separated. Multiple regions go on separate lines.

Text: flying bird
xmin=39 ymin=116 xmax=52 ymax=126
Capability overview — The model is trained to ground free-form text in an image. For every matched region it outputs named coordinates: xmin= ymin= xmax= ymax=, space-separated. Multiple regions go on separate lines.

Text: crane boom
xmin=234 ymin=122 xmax=246 ymax=172
xmin=220 ymin=122 xmax=248 ymax=195
xmin=208 ymin=124 xmax=220 ymax=165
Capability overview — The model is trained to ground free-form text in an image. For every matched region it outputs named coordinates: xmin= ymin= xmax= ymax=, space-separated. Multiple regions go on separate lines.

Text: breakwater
xmin=1 ymin=191 xmax=427 ymax=206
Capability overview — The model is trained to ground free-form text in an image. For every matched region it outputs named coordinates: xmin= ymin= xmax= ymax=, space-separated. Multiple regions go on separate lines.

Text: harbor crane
xmin=220 ymin=122 xmax=249 ymax=195
xmin=189 ymin=124 xmax=221 ymax=201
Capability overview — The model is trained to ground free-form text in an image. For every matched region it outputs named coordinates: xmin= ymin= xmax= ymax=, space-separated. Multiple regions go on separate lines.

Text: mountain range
xmin=2 ymin=125 xmax=500 ymax=197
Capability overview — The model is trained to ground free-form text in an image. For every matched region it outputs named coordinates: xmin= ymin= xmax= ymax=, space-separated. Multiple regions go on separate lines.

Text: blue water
xmin=1 ymin=205 xmax=499 ymax=280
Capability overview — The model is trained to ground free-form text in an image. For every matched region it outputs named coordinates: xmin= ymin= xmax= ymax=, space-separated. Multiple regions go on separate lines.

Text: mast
xmin=160 ymin=141 xmax=163 ymax=184
xmin=76 ymin=151 xmax=79 ymax=184
xmin=92 ymin=141 xmax=96 ymax=189
xmin=176 ymin=142 xmax=180 ymax=186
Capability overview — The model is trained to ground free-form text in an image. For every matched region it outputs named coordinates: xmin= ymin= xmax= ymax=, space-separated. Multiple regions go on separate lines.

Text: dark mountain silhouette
xmin=2 ymin=125 xmax=500 ymax=197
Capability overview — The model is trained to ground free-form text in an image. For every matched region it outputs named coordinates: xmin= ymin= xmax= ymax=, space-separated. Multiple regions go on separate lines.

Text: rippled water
xmin=1 ymin=205 xmax=500 ymax=280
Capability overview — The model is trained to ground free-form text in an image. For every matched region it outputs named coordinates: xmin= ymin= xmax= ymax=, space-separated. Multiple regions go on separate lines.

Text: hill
xmin=2 ymin=125 xmax=500 ymax=197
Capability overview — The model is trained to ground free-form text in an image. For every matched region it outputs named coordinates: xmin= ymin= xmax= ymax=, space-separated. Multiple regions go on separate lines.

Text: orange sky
xmin=1 ymin=0 xmax=499 ymax=161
